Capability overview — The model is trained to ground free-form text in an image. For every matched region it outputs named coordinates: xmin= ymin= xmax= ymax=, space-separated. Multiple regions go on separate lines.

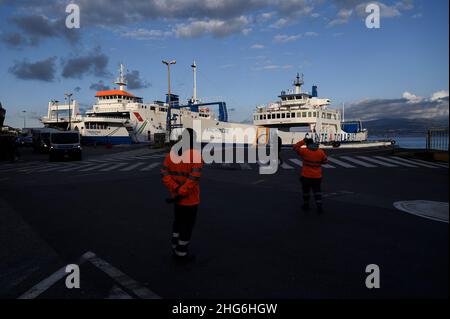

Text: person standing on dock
xmin=293 ymin=138 xmax=328 ymax=214
xmin=161 ymin=128 xmax=203 ymax=262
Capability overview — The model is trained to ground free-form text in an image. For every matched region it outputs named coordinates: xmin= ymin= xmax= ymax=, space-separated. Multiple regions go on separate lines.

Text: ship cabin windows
xmin=277 ymin=113 xmax=281 ymax=119
xmin=86 ymin=122 xmax=108 ymax=130
xmin=308 ymin=112 xmax=312 ymax=117
xmin=281 ymin=113 xmax=286 ymax=119
xmin=327 ymin=113 xmax=332 ymax=119
xmin=302 ymin=112 xmax=307 ymax=117
xmin=291 ymin=112 xmax=295 ymax=118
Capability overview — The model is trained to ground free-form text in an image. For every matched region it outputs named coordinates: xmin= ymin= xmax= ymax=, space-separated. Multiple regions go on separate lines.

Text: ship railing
xmin=426 ymin=127 xmax=449 ymax=152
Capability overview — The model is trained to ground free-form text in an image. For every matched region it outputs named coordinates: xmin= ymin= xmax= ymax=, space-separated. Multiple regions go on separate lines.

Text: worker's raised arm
xmin=293 ymin=139 xmax=306 ymax=156
xmin=161 ymin=154 xmax=179 ymax=194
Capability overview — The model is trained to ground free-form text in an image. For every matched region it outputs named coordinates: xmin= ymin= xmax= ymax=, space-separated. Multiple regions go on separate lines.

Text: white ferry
xmin=253 ymin=74 xmax=368 ymax=146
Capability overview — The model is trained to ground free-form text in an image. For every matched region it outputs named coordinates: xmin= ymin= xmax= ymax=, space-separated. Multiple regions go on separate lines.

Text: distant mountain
xmin=363 ymin=118 xmax=448 ymax=136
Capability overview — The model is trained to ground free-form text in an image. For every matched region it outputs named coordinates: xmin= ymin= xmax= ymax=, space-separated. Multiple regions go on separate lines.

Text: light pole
xmin=162 ymin=60 xmax=176 ymax=141
xmin=22 ymin=110 xmax=26 ymax=129
xmin=65 ymin=93 xmax=73 ymax=130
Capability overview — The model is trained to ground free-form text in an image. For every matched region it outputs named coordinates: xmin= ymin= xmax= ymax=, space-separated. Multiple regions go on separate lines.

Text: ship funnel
xmin=312 ymin=85 xmax=318 ymax=97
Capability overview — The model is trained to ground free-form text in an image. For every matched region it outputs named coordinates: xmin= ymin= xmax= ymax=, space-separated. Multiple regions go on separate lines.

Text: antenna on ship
xmin=115 ymin=63 xmax=127 ymax=91
xmin=294 ymin=72 xmax=304 ymax=94
xmin=191 ymin=60 xmax=198 ymax=104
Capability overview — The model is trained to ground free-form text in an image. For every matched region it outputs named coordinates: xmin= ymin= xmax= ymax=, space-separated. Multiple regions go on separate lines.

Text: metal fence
xmin=426 ymin=127 xmax=449 ymax=152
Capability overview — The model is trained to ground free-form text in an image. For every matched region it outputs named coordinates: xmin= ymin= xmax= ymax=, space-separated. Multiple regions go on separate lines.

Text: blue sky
xmin=0 ymin=0 xmax=448 ymax=128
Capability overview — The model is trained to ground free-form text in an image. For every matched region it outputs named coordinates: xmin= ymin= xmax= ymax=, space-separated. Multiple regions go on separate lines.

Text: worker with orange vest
xmin=161 ymin=128 xmax=203 ymax=261
xmin=293 ymin=137 xmax=328 ymax=214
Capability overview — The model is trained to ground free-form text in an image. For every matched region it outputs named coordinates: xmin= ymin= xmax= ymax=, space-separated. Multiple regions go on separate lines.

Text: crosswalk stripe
xmin=391 ymin=157 xmax=438 ymax=168
xmin=405 ymin=158 xmax=447 ymax=168
xmin=239 ymin=163 xmax=252 ymax=170
xmin=119 ymin=162 xmax=146 ymax=171
xmin=357 ymin=156 xmax=398 ymax=167
xmin=281 ymin=162 xmax=294 ymax=169
xmin=99 ymin=163 xmax=128 ymax=172
xmin=339 ymin=156 xmax=377 ymax=168
xmin=35 ymin=164 xmax=73 ymax=172
xmin=24 ymin=164 xmax=59 ymax=173
xmin=374 ymin=156 xmax=418 ymax=168
xmin=289 ymin=159 xmax=302 ymax=167
xmin=141 ymin=163 xmax=160 ymax=171
xmin=59 ymin=164 xmax=88 ymax=172
xmin=79 ymin=163 xmax=110 ymax=172
xmin=327 ymin=157 xmax=356 ymax=168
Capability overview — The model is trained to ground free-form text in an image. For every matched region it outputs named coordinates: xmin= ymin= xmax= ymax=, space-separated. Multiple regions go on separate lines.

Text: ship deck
xmin=0 ymin=145 xmax=448 ymax=299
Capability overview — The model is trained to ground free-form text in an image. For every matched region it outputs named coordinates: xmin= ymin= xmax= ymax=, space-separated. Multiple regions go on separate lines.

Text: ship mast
xmin=294 ymin=73 xmax=304 ymax=94
xmin=191 ymin=61 xmax=198 ymax=104
xmin=115 ymin=63 xmax=127 ymax=91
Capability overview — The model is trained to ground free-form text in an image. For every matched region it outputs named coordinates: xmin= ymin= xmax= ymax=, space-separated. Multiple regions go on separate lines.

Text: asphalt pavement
xmin=0 ymin=145 xmax=448 ymax=299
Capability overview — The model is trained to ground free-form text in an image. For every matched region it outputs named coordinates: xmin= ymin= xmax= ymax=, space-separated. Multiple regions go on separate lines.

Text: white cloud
xmin=121 ymin=28 xmax=171 ymax=40
xmin=251 ymin=44 xmax=265 ymax=49
xmin=273 ymin=31 xmax=318 ymax=43
xmin=403 ymin=91 xmax=424 ymax=104
xmin=431 ymin=90 xmax=449 ymax=102
xmin=174 ymin=16 xmax=250 ymax=38
xmin=328 ymin=8 xmax=353 ymax=27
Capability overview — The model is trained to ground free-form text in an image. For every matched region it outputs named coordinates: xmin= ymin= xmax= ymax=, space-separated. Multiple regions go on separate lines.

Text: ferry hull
xmin=81 ymin=136 xmax=133 ymax=145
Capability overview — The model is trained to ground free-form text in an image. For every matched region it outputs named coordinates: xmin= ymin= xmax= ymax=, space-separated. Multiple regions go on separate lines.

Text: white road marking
xmin=99 ymin=162 xmax=128 ymax=172
xmin=106 ymin=285 xmax=133 ymax=299
xmin=141 ymin=162 xmax=160 ymax=171
xmin=289 ymin=159 xmax=302 ymax=167
xmin=374 ymin=156 xmax=418 ymax=168
xmin=28 ymin=164 xmax=62 ymax=173
xmin=407 ymin=158 xmax=447 ymax=168
xmin=119 ymin=162 xmax=146 ymax=172
xmin=281 ymin=162 xmax=294 ymax=169
xmin=357 ymin=156 xmax=398 ymax=167
xmin=239 ymin=163 xmax=252 ymax=170
xmin=79 ymin=163 xmax=110 ymax=172
xmin=82 ymin=251 xmax=160 ymax=299
xmin=252 ymin=180 xmax=265 ymax=185
xmin=59 ymin=164 xmax=86 ymax=172
xmin=391 ymin=157 xmax=438 ymax=168
xmin=339 ymin=156 xmax=377 ymax=168
xmin=327 ymin=157 xmax=356 ymax=168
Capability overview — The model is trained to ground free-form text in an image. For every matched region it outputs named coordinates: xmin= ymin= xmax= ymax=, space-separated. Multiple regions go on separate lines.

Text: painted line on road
xmin=79 ymin=163 xmax=110 ymax=172
xmin=239 ymin=163 xmax=252 ymax=170
xmin=119 ymin=162 xmax=146 ymax=172
xmin=281 ymin=162 xmax=294 ymax=169
xmin=288 ymin=159 xmax=302 ymax=167
xmin=373 ymin=156 xmax=418 ymax=168
xmin=18 ymin=257 xmax=87 ymax=299
xmin=391 ymin=157 xmax=438 ymax=169
xmin=82 ymin=251 xmax=160 ymax=299
xmin=407 ymin=158 xmax=447 ymax=168
xmin=252 ymin=179 xmax=265 ymax=185
xmin=339 ymin=156 xmax=377 ymax=168
xmin=99 ymin=162 xmax=128 ymax=172
xmin=141 ymin=162 xmax=160 ymax=171
xmin=106 ymin=285 xmax=133 ymax=299
xmin=357 ymin=156 xmax=398 ymax=167
xmin=327 ymin=156 xmax=356 ymax=168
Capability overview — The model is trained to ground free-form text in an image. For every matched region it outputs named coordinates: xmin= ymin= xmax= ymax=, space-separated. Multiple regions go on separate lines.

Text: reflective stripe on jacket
xmin=161 ymin=148 xmax=203 ymax=206
xmin=293 ymin=140 xmax=328 ymax=179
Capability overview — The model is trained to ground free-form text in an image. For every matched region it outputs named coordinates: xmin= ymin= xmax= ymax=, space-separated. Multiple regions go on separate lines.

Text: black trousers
xmin=172 ymin=204 xmax=198 ymax=256
xmin=301 ymin=177 xmax=323 ymax=206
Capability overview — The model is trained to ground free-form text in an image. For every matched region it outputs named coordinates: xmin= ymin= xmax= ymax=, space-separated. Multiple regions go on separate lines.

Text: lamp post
xmin=65 ymin=93 xmax=73 ymax=130
xmin=22 ymin=110 xmax=26 ymax=129
xmin=162 ymin=60 xmax=176 ymax=141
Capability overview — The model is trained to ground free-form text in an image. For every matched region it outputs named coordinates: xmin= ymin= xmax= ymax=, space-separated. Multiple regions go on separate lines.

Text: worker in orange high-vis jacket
xmin=293 ymin=137 xmax=328 ymax=214
xmin=161 ymin=128 xmax=203 ymax=261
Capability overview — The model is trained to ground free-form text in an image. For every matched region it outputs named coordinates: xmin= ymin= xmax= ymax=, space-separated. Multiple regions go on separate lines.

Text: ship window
xmin=291 ymin=112 xmax=295 ymax=118
xmin=286 ymin=113 xmax=290 ymax=118
xmin=302 ymin=112 xmax=307 ymax=117
xmin=327 ymin=113 xmax=332 ymax=119
xmin=308 ymin=112 xmax=312 ymax=117
xmin=322 ymin=113 xmax=326 ymax=118
xmin=281 ymin=113 xmax=285 ymax=119
xmin=150 ymin=106 xmax=155 ymax=111
xmin=276 ymin=113 xmax=281 ymax=119
xmin=297 ymin=112 xmax=301 ymax=117
xmin=334 ymin=114 xmax=337 ymax=120
xmin=314 ymin=112 xmax=317 ymax=117
xmin=263 ymin=115 xmax=266 ymax=120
